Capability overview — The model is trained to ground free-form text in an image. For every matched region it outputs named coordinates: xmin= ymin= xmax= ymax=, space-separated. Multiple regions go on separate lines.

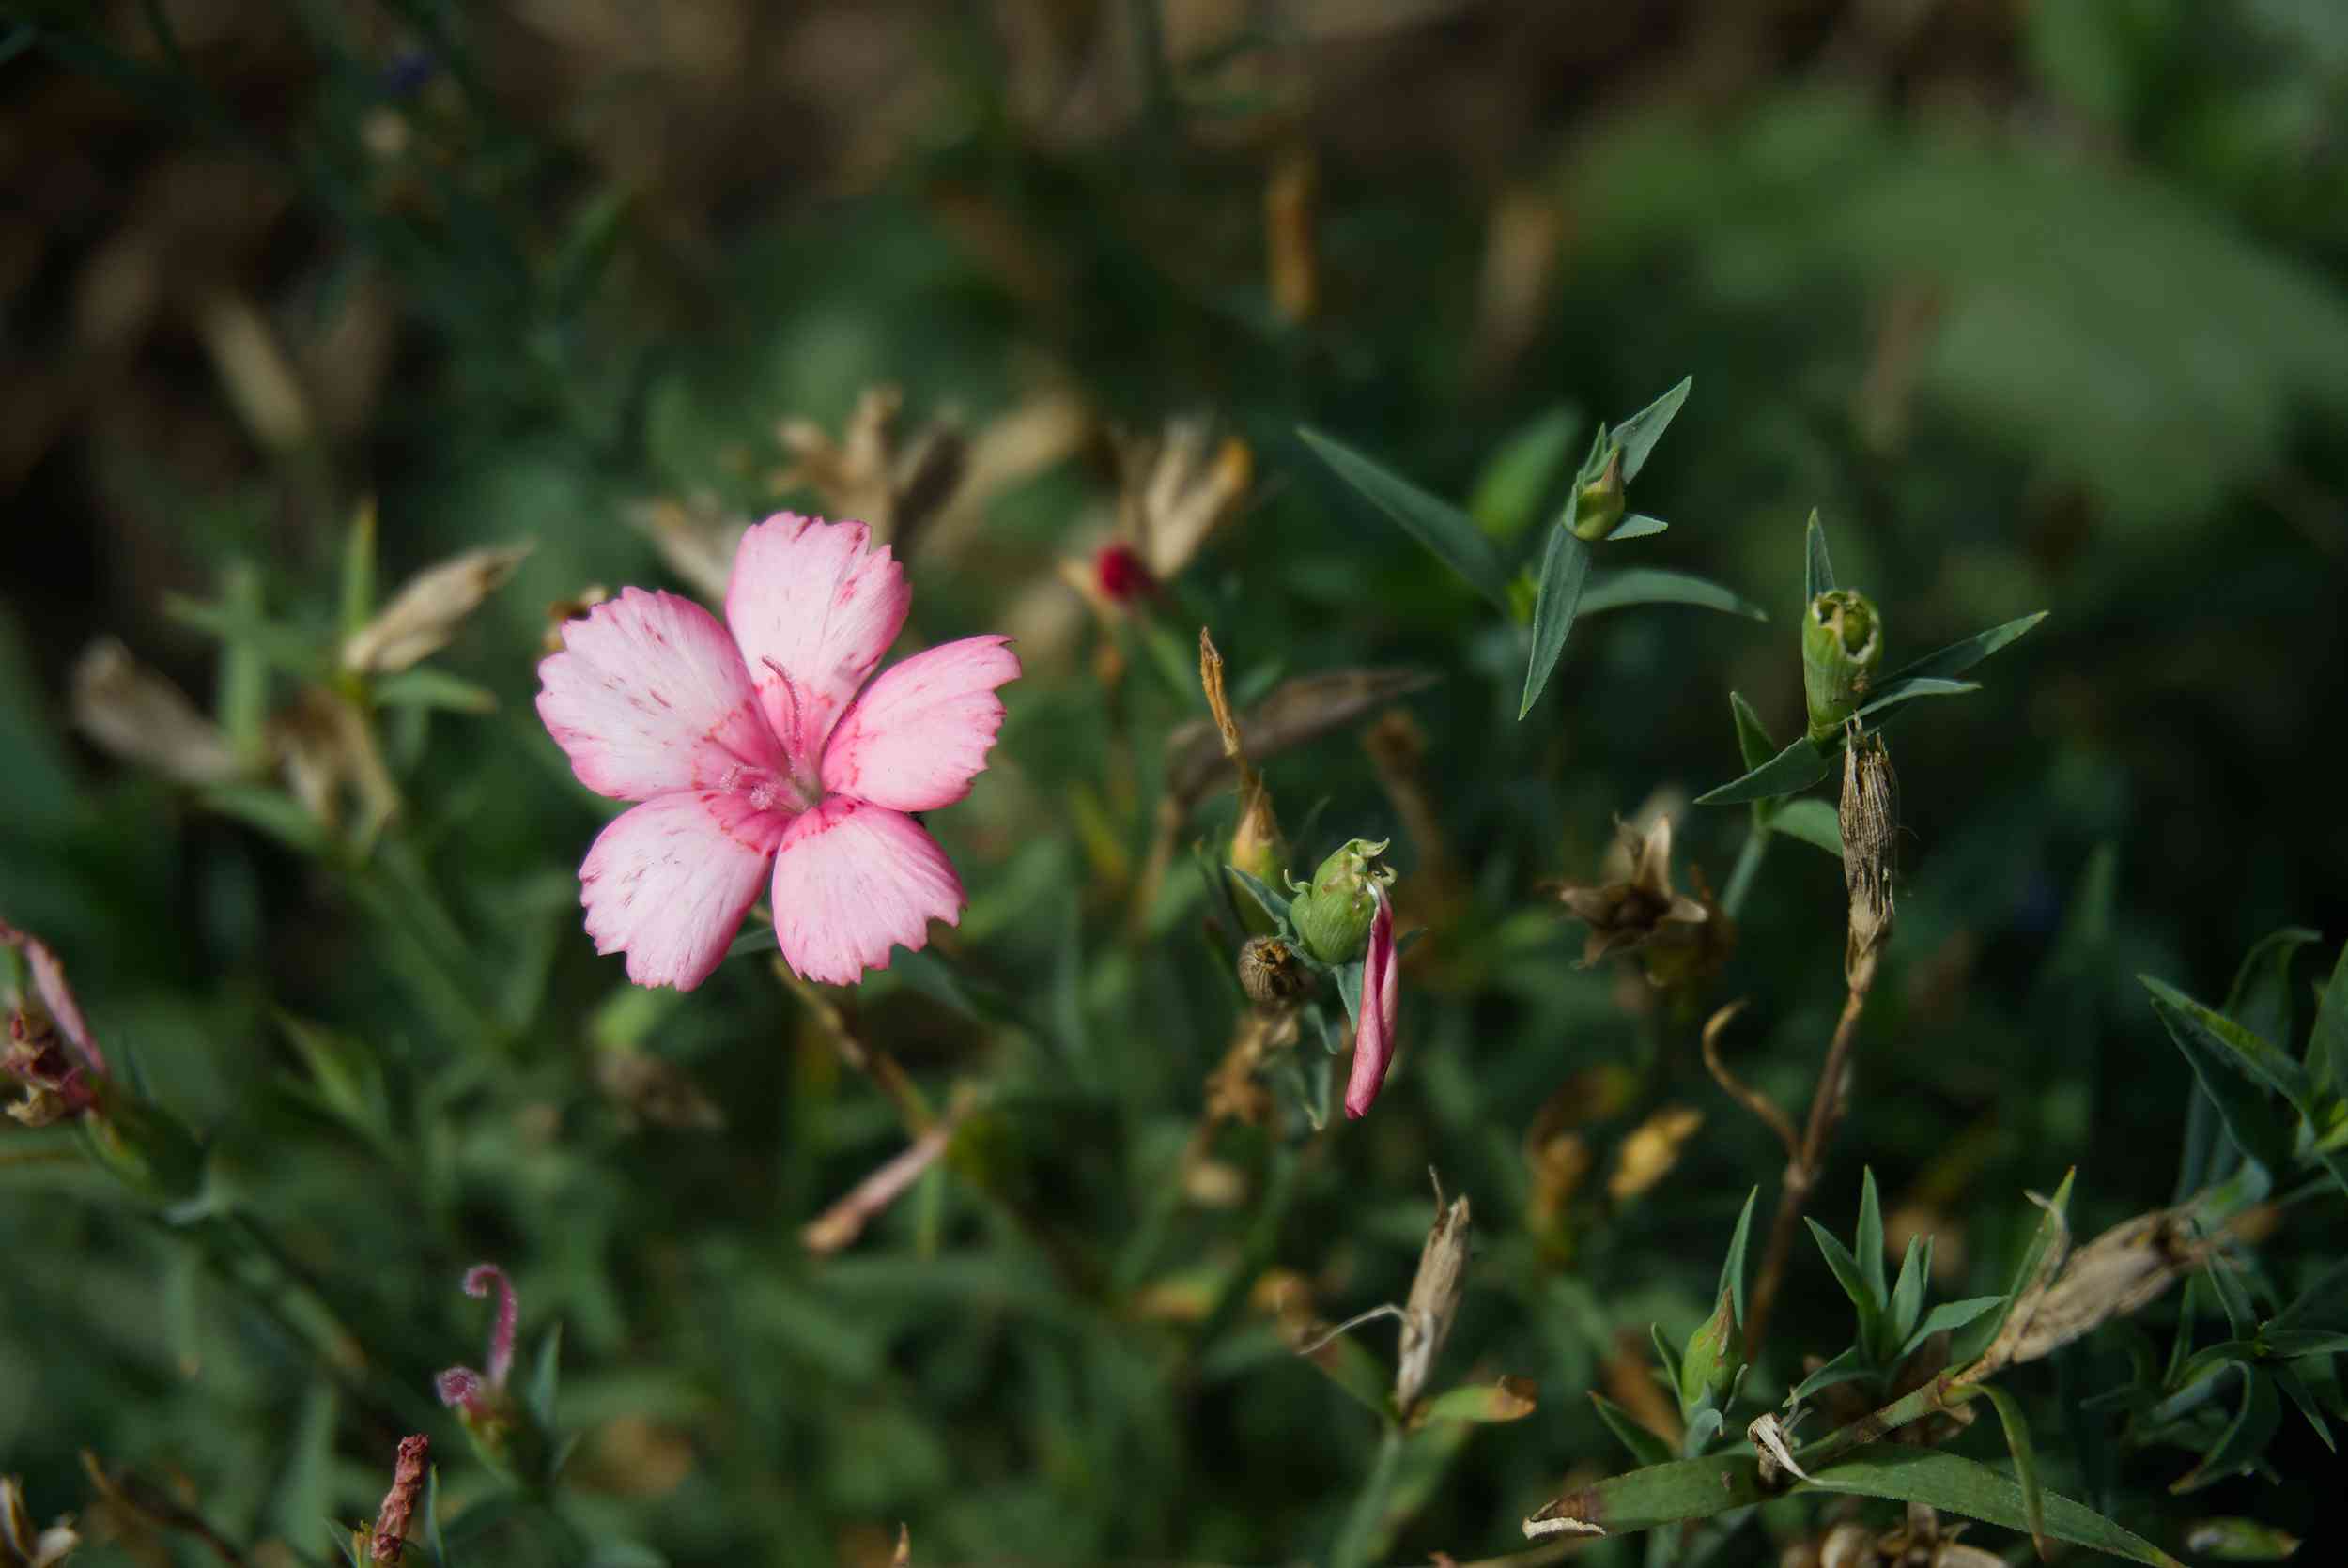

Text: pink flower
xmin=537 ymin=514 xmax=1019 ymax=990
xmin=1341 ymin=886 xmax=1399 ymax=1120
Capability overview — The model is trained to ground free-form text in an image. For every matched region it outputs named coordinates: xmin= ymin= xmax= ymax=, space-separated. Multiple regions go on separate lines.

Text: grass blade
xmin=1299 ymin=426 xmax=1511 ymax=609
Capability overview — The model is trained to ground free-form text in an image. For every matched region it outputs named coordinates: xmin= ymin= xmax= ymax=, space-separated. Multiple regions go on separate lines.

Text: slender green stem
xmin=1329 ymin=1423 xmax=1406 ymax=1568
xmin=1722 ymin=825 xmax=1770 ymax=919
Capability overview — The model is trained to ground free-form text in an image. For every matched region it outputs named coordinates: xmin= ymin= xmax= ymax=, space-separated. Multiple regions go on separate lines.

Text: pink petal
xmin=0 ymin=919 xmax=105 ymax=1078
xmin=1343 ymin=890 xmax=1400 ymax=1119
xmin=769 ymin=797 xmax=964 ymax=986
xmin=579 ymin=792 xmax=789 ymax=991
xmin=537 ymin=588 xmax=785 ymax=802
xmin=820 ymin=636 xmax=1020 ymax=811
xmin=725 ymin=514 xmax=910 ymax=768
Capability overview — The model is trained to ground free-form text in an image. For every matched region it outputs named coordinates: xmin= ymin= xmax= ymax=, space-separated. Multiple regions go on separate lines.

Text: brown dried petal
xmin=70 ymin=639 xmax=239 ymax=786
xmin=343 ymin=542 xmax=533 ymax=674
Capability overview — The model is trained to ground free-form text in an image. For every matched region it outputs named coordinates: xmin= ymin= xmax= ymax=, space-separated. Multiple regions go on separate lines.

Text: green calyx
xmin=1677 ymin=1285 xmax=1741 ymax=1414
xmin=1802 ymin=589 xmax=1883 ymax=744
xmin=1290 ymin=838 xmax=1395 ymax=964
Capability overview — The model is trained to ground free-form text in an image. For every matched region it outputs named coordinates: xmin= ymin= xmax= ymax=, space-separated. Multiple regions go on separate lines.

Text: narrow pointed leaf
xmin=1804 ymin=1448 xmax=2183 ymax=1567
xmin=1695 ymin=736 xmax=1833 ymax=807
xmin=1606 ymin=513 xmax=1670 ymax=541
xmin=1881 ymin=610 xmax=2050 ymax=684
xmin=2144 ymin=986 xmax=2301 ymax=1175
xmin=1807 ymin=1220 xmax=1884 ymax=1345
xmin=1890 ymin=1235 xmax=1930 ymax=1345
xmin=1613 ymin=376 xmax=1692 ymax=482
xmin=2270 ymin=1256 xmax=2348 ymax=1330
xmin=1590 ymin=1391 xmax=1676 ymax=1468
xmin=2220 ymin=927 xmax=2320 ymax=1052
xmin=1581 ymin=568 xmax=1766 ymax=621
xmin=1771 ymin=798 xmax=1843 ymax=855
xmin=526 ymin=1322 xmax=563 ymax=1432
xmin=1901 ymin=1296 xmax=2005 ymax=1360
xmin=2171 ymin=1365 xmax=2280 ymax=1493
xmin=1786 ymin=1345 xmax=1874 ymax=1407
xmin=2271 ymin=1362 xmax=2336 ymax=1453
xmin=1723 ymin=1186 xmax=1760 ymax=1327
xmin=1223 ymin=865 xmax=1291 ymax=927
xmin=1730 ymin=692 xmax=1776 ymax=772
xmin=1953 ymin=1169 xmax=2075 ymax=1366
xmin=1854 ymin=676 xmax=1981 ymax=724
xmin=2262 ymin=1329 xmax=2348 ymax=1358
xmin=1301 ymin=1325 xmax=1395 ymax=1416
xmin=2312 ymin=940 xmax=2348 ymax=1095
xmin=1857 ymin=1168 xmax=1887 ymax=1308
xmin=1650 ymin=1322 xmax=1683 ymax=1391
xmin=1299 ymin=427 xmax=1511 ymax=609
xmin=1977 ymin=1384 xmax=2049 ymax=1560
xmin=1521 ymin=520 xmax=1592 ymax=717
xmin=1804 ymin=511 xmax=1835 ymax=600
xmin=2203 ymin=1255 xmax=2256 ymax=1338
xmin=1524 ymin=1454 xmax=1766 ymax=1538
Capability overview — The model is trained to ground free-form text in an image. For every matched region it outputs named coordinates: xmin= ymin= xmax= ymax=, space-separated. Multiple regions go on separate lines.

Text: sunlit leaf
xmin=1468 ymin=404 xmax=1581 ymax=545
xmin=1694 ymin=736 xmax=1833 ymax=807
xmin=1420 ymin=1376 xmax=1537 ymax=1424
xmin=1976 ymin=1384 xmax=2048 ymax=1560
xmin=1606 ymin=513 xmax=1669 ymax=540
xmin=1804 ymin=510 xmax=1835 ymax=601
xmin=1299 ymin=426 xmax=1511 ymax=608
xmin=1880 ymin=610 xmax=2049 ymax=685
xmin=1581 ymin=568 xmax=1766 ymax=621
xmin=1804 ymin=1448 xmax=2181 ymax=1567
xmin=1771 ymin=798 xmax=1843 ymax=855
xmin=1613 ymin=375 xmax=1692 ymax=482
xmin=1521 ymin=517 xmax=1592 ymax=717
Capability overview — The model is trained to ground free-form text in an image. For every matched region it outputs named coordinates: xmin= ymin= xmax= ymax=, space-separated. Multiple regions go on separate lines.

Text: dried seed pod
xmin=1839 ymin=726 xmax=1897 ymax=987
xmin=1237 ymin=936 xmax=1305 ymax=1007
xmin=1393 ymin=1178 xmax=1472 ymax=1410
xmin=1804 ymin=590 xmax=1883 ymax=743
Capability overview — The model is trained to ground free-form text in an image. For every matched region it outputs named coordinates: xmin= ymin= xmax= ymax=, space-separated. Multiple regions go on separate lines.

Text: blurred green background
xmin=4 ymin=2 xmax=2346 ymax=1564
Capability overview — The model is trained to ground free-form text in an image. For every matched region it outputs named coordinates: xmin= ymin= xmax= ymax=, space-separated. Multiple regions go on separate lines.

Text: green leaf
xmin=2311 ymin=941 xmax=2348 ymax=1096
xmin=1606 ymin=513 xmax=1669 ymax=541
xmin=1581 ymin=568 xmax=1767 ymax=621
xmin=1521 ymin=519 xmax=1593 ymax=717
xmin=1650 ymin=1322 xmax=1684 ymax=1391
xmin=1954 ymin=1169 xmax=2075 ymax=1366
xmin=1468 ymin=405 xmax=1581 ymax=545
xmin=2203 ymin=1253 xmax=2256 ymax=1338
xmin=2171 ymin=1365 xmax=2280 ymax=1493
xmin=1853 ymin=675 xmax=1982 ymax=724
xmin=202 ymin=784 xmax=331 ymax=855
xmin=1299 ymin=427 xmax=1511 ymax=609
xmin=1694 ymin=736 xmax=1833 ymax=807
xmin=1589 ymin=1391 xmax=1675 ymax=1468
xmin=1976 ymin=1384 xmax=2048 ymax=1560
xmin=1223 ymin=865 xmax=1292 ymax=927
xmin=1786 ymin=1345 xmax=1874 ymax=1407
xmin=2221 ymin=927 xmax=2320 ymax=1052
xmin=526 ymin=1321 xmax=563 ymax=1433
xmin=426 ymin=1466 xmax=449 ymax=1568
xmin=341 ymin=499 xmax=377 ymax=641
xmin=1902 ymin=1295 xmax=2003 ymax=1360
xmin=217 ymin=561 xmax=272 ymax=762
xmin=1857 ymin=1168 xmax=1887 ymax=1309
xmin=1804 ymin=511 xmax=1836 ymax=601
xmin=2270 ymin=1361 xmax=2336 ymax=1453
xmin=372 ymin=667 xmax=500 ymax=715
xmin=2263 ymin=1329 xmax=2348 ymax=1358
xmin=2183 ymin=1517 xmax=2310 ymax=1562
xmin=2143 ymin=983 xmax=2303 ymax=1176
xmin=726 ymin=924 xmax=780 ymax=960
xmin=1613 ymin=375 xmax=1692 ymax=482
xmin=1722 ymin=1186 xmax=1759 ymax=1328
xmin=1730 ymin=692 xmax=1776 ymax=772
xmin=1526 ymin=1454 xmax=1767 ymax=1537
xmin=1804 ymin=1448 xmax=2182 ymax=1567
xmin=1807 ymin=1219 xmax=1884 ymax=1348
xmin=1299 ymin=1326 xmax=1392 ymax=1417
xmin=2270 ymin=1257 xmax=2348 ymax=1330
xmin=1420 ymin=1376 xmax=1538 ymax=1424
xmin=165 ymin=592 xmax=326 ymax=678
xmin=1770 ymin=798 xmax=1843 ymax=856
xmin=1879 ymin=610 xmax=2050 ymax=685
xmin=1890 ymin=1234 xmax=1931 ymax=1345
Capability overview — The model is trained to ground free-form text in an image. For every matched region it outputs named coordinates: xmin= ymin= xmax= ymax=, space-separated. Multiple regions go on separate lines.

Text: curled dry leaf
xmin=70 ymin=638 xmax=240 ymax=786
xmin=343 ymin=541 xmax=533 ymax=674
xmin=1749 ymin=1410 xmax=1813 ymax=1486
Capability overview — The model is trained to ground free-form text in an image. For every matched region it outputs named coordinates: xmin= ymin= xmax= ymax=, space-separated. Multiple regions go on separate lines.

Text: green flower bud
xmin=1290 ymin=838 xmax=1395 ymax=964
xmin=1677 ymin=1284 xmax=1741 ymax=1416
xmin=1801 ymin=589 xmax=1882 ymax=744
xmin=1569 ymin=443 xmax=1627 ymax=542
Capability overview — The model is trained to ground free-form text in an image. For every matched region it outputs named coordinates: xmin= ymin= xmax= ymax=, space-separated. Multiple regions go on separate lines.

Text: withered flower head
xmin=367 ymin=1435 xmax=429 ymax=1565
xmin=626 ymin=494 xmax=748 ymax=603
xmin=1553 ymin=816 xmax=1734 ymax=986
xmin=342 ymin=541 xmax=533 ymax=675
xmin=1991 ymin=1204 xmax=2228 ymax=1372
xmin=772 ymin=384 xmax=967 ymax=553
xmin=1118 ymin=418 xmax=1253 ymax=582
xmin=3 ymin=919 xmax=107 ymax=1129
xmin=1394 ymin=1177 xmax=1472 ymax=1411
xmin=1607 ymin=1106 xmax=1704 ymax=1204
xmin=1839 ymin=724 xmax=1897 ymax=988
xmin=1237 ymin=936 xmax=1306 ymax=1007
xmin=69 ymin=639 xmax=240 ymax=787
